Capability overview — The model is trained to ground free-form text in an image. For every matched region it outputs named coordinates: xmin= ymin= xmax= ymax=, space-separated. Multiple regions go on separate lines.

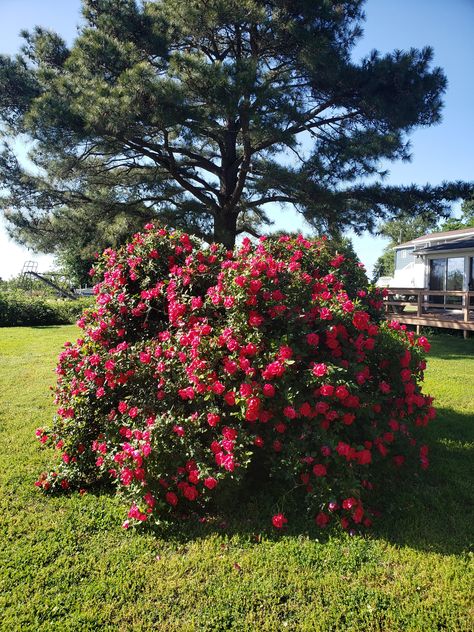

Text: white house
xmin=385 ymin=227 xmax=474 ymax=292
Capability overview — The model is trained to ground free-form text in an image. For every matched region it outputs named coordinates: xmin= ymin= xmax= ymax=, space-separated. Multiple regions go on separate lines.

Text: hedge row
xmin=0 ymin=291 xmax=94 ymax=327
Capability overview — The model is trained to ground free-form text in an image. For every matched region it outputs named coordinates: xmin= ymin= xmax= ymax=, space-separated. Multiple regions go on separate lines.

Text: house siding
xmin=389 ymin=230 xmax=474 ymax=290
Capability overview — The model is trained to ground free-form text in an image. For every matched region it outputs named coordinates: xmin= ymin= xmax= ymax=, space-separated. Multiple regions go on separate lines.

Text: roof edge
xmin=394 ymin=226 xmax=474 ymax=250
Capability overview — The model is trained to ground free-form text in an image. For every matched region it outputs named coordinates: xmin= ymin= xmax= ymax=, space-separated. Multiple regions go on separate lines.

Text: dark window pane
xmin=429 ymin=258 xmax=446 ymax=304
xmin=429 ymin=258 xmax=446 ymax=290
xmin=470 ymin=258 xmax=474 ymax=305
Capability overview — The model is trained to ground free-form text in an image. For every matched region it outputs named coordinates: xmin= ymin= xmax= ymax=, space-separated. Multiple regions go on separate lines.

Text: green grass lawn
xmin=0 ymin=326 xmax=473 ymax=631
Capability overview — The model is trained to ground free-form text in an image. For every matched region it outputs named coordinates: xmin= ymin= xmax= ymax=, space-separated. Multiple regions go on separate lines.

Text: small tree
xmin=0 ymin=0 xmax=470 ymax=260
xmin=440 ymin=198 xmax=474 ymax=231
xmin=372 ymin=249 xmax=396 ymax=281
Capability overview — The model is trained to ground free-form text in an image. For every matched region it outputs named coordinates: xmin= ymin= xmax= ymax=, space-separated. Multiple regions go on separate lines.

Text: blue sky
xmin=1 ymin=0 xmax=473 ymax=279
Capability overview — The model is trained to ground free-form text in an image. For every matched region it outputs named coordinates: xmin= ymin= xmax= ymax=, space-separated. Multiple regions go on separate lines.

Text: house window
xmin=446 ymin=258 xmax=464 ymax=291
xmin=429 ymin=257 xmax=464 ymax=305
xmin=469 ymin=259 xmax=474 ymax=305
xmin=395 ymin=248 xmax=415 ymax=270
xmin=429 ymin=258 xmax=445 ymax=291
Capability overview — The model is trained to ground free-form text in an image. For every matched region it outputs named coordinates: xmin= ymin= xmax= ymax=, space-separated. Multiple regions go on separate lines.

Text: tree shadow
xmin=144 ymin=405 xmax=474 ymax=555
xmin=31 ymin=325 xmax=76 ymax=330
xmin=58 ymin=404 xmax=473 ymax=555
xmin=369 ymin=406 xmax=473 ymax=555
xmin=426 ymin=337 xmax=474 ymax=361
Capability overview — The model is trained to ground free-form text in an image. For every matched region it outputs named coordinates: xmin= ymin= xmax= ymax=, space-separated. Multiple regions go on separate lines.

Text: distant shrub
xmin=36 ymin=226 xmax=434 ymax=532
xmin=0 ymin=291 xmax=93 ymax=326
xmin=53 ymin=298 xmax=95 ymax=324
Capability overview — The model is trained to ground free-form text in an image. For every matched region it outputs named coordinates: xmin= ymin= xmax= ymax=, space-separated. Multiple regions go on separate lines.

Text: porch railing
xmin=383 ymin=288 xmax=474 ymax=325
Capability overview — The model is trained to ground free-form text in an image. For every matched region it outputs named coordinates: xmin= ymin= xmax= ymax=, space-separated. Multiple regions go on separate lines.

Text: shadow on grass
xmin=30 ymin=324 xmax=76 ymax=330
xmin=54 ymin=406 xmax=473 ymax=555
xmin=367 ymin=406 xmax=473 ymax=556
xmin=163 ymin=405 xmax=473 ymax=555
xmin=426 ymin=336 xmax=474 ymax=361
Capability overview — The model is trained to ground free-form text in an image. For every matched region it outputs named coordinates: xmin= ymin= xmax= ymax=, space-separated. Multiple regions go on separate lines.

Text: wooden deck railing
xmin=382 ymin=288 xmax=474 ymax=337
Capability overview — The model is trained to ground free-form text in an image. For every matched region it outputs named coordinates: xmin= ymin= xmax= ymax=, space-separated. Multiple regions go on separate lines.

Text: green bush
xmin=0 ymin=290 xmax=93 ymax=327
xmin=52 ymin=297 xmax=95 ymax=324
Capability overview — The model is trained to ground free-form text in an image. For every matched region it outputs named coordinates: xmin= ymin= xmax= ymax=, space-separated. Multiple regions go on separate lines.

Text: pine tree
xmin=0 ymin=0 xmax=471 ymax=277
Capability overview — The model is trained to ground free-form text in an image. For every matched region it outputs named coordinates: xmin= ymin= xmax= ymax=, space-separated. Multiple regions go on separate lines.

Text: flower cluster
xmin=36 ymin=226 xmax=434 ymax=531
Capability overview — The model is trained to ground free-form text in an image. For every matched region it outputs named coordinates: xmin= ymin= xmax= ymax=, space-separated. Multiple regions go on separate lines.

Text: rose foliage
xmin=36 ymin=226 xmax=434 ymax=531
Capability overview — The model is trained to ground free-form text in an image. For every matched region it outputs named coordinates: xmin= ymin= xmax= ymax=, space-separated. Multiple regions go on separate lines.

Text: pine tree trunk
xmin=213 ymin=211 xmax=238 ymax=249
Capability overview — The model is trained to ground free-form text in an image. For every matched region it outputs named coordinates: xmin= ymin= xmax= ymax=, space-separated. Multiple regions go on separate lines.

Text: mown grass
xmin=0 ymin=326 xmax=472 ymax=631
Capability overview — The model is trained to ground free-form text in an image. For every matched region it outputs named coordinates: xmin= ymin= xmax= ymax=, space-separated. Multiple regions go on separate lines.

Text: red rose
xmin=182 ymin=485 xmax=199 ymax=501
xmin=166 ymin=491 xmax=178 ymax=506
xmin=306 ymin=333 xmax=320 ymax=346
xmin=312 ymin=363 xmax=328 ymax=377
xmin=248 ymin=311 xmax=264 ymax=327
xmin=224 ymin=391 xmax=236 ymax=406
xmin=352 ymin=311 xmax=370 ymax=331
xmin=315 ymin=512 xmax=330 ymax=527
xmin=342 ymin=497 xmax=357 ymax=510
xmin=283 ymin=406 xmax=297 ymax=419
xmin=207 ymin=413 xmax=221 ymax=427
xmin=272 ymin=513 xmax=287 ymax=529
xmin=263 ymin=383 xmax=275 ymax=397
xmin=356 ymin=449 xmax=371 ymax=465
xmin=335 ymin=385 xmax=349 ymax=400
xmin=320 ymin=384 xmax=334 ymax=397
xmin=312 ymin=464 xmax=327 ymax=477
xmin=204 ymin=477 xmax=218 ymax=489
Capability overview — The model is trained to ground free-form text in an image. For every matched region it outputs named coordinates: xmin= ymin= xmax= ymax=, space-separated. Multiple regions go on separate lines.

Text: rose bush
xmin=36 ymin=225 xmax=435 ymax=531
